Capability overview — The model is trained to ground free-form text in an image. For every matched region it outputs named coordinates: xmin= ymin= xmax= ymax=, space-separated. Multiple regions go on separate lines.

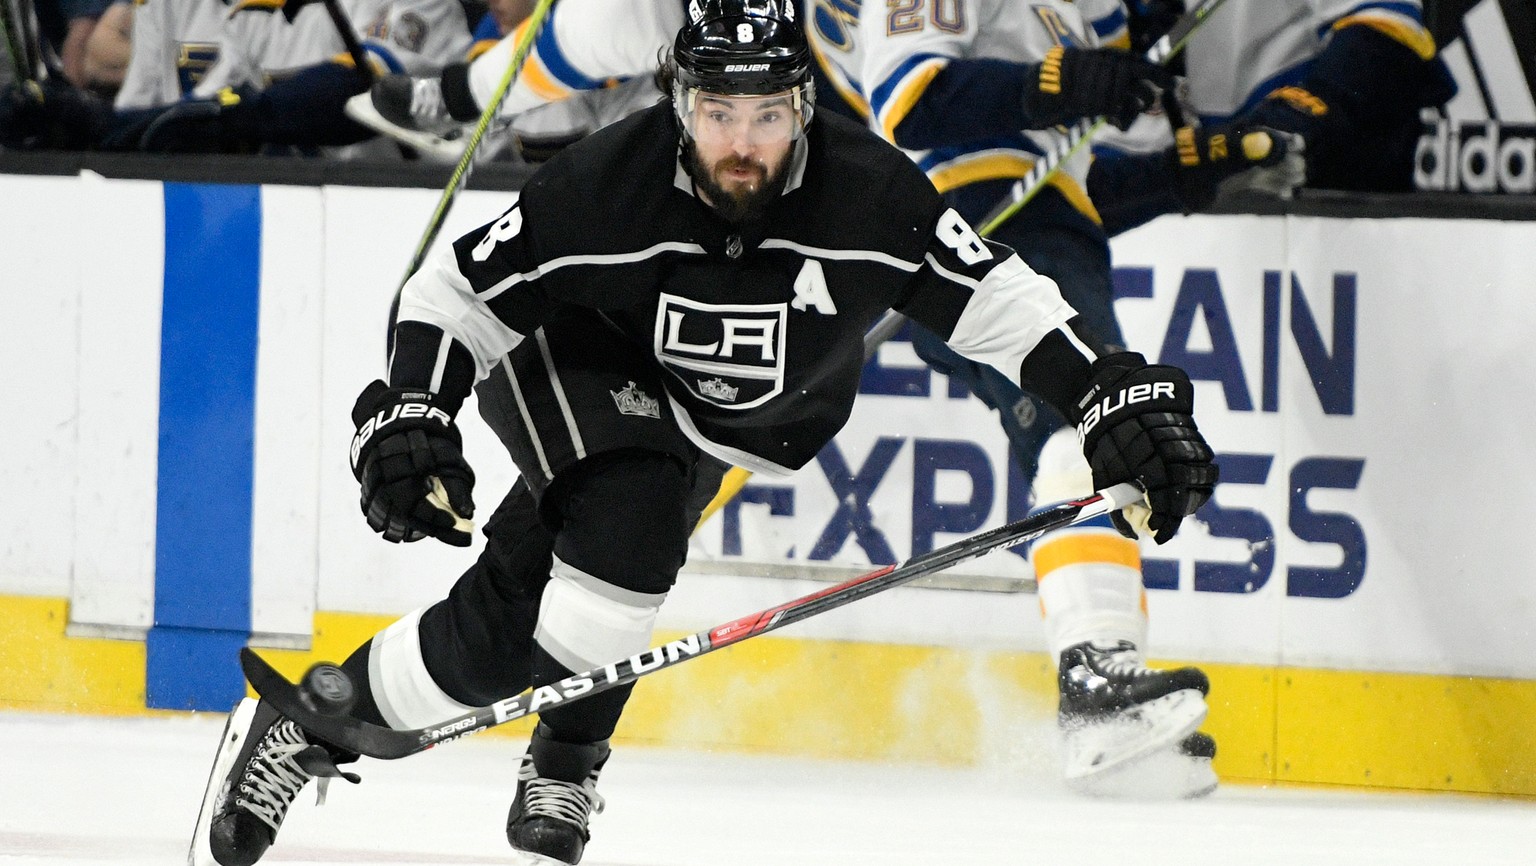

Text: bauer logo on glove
xmin=1075 ymin=380 xmax=1179 ymax=441
xmin=350 ymin=393 xmax=453 ymax=471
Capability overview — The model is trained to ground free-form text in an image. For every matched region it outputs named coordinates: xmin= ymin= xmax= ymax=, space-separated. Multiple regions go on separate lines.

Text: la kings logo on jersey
xmin=654 ymin=294 xmax=786 ymax=410
xmin=1416 ymin=0 xmax=1536 ymax=194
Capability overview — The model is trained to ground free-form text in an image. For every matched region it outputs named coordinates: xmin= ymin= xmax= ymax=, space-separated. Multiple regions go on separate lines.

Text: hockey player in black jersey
xmin=188 ymin=2 xmax=1216 ymax=864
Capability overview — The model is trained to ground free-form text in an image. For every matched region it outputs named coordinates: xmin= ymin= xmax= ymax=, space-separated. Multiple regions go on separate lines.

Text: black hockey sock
xmin=530 ymin=645 xmax=636 ymax=745
xmin=439 ymin=63 xmax=482 ymax=122
xmin=338 ymin=640 xmax=391 ymax=727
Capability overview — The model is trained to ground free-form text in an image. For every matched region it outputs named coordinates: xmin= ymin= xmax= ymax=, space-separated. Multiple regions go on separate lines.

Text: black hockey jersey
xmin=392 ymin=103 xmax=1094 ymax=476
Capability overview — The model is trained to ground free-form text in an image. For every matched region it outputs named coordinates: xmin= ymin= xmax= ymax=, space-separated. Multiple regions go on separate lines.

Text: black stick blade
xmin=239 ymin=648 xmax=424 ymax=759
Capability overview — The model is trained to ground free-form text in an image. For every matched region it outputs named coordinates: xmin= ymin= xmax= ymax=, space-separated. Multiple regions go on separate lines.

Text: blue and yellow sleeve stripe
xmin=1327 ymin=2 xmax=1436 ymax=60
xmin=869 ymin=53 xmax=950 ymax=144
xmin=1087 ymin=6 xmax=1131 ymax=50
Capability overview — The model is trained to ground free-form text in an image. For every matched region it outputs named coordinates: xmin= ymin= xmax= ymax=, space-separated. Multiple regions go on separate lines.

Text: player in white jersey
xmin=1100 ymin=0 xmax=1452 ymax=197
xmin=108 ymin=0 xmax=470 ymax=152
xmin=0 ymin=0 xmax=228 ymax=147
xmin=1191 ymin=0 xmax=1451 ymax=191
xmin=194 ymin=0 xmax=469 ymax=96
xmin=344 ymin=0 xmax=687 ymax=159
xmin=113 ymin=0 xmax=229 ymax=110
xmin=1 ymin=0 xmax=473 ymax=151
xmin=345 ymin=0 xmax=872 ymax=160
xmin=852 ymin=0 xmax=1305 ymax=798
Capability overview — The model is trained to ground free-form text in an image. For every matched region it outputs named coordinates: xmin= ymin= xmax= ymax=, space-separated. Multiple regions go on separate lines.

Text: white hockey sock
xmin=1031 ymin=527 xmax=1147 ymax=659
xmin=367 ymin=607 xmax=478 ymax=730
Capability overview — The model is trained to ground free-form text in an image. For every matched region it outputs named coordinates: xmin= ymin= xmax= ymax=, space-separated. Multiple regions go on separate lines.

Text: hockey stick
xmin=14 ymin=0 xmax=46 ymax=81
xmin=0 ymin=0 xmax=29 ymax=83
xmin=242 ymin=482 xmax=1143 ymax=760
xmin=397 ymin=0 xmax=557 ymax=288
xmin=320 ymin=0 xmax=375 ymax=86
xmin=976 ymin=0 xmax=1231 ymax=236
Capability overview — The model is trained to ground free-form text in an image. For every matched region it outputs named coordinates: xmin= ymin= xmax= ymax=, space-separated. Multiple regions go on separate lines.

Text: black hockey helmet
xmin=674 ymin=0 xmax=813 ymax=96
xmin=671 ymin=0 xmax=815 ymax=139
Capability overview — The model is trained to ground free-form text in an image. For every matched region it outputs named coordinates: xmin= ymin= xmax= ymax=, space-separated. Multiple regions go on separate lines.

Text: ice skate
xmin=345 ymin=73 xmax=470 ymax=163
xmin=506 ymin=724 xmax=608 ymax=866
xmin=1057 ymin=640 xmax=1210 ymax=782
xmin=188 ymin=697 xmax=359 ymax=866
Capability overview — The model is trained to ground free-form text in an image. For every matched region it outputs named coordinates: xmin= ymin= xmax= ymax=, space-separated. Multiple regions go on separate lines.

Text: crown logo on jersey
xmin=697 ymin=378 xmax=740 ymax=402
xmin=610 ymin=382 xmax=661 ymax=418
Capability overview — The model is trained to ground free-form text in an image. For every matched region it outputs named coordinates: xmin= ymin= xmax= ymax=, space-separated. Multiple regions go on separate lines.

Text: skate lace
xmin=518 ymin=758 xmax=606 ymax=829
xmin=410 ymin=78 xmax=447 ymax=123
xmin=1093 ymin=644 xmax=1151 ymax=679
xmin=235 ymin=720 xmax=329 ymax=834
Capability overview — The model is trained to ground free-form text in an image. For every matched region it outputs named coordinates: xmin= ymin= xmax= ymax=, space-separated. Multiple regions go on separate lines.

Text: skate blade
xmin=187 ymin=698 xmax=259 ymax=866
xmin=1068 ymin=747 xmax=1218 ymax=800
xmin=508 ymin=852 xmax=576 ymax=866
xmin=343 ymin=92 xmax=468 ymax=164
xmin=1062 ymin=688 xmax=1208 ymax=781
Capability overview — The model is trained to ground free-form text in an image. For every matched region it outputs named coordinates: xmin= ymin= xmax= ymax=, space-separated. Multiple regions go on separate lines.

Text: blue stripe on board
xmin=147 ymin=182 xmax=262 ymax=711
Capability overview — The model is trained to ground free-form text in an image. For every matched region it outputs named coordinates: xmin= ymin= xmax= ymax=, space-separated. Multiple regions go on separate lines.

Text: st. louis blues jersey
xmin=466 ymin=0 xmax=686 ymax=122
xmin=114 ymin=0 xmax=229 ymax=110
xmin=1098 ymin=0 xmax=1439 ymax=154
xmin=857 ymin=0 xmax=1128 ymax=222
xmin=805 ymin=0 xmax=871 ymax=118
xmin=392 ymin=105 xmax=1094 ymax=476
xmin=192 ymin=0 xmax=469 ymax=98
xmin=1183 ymin=0 xmax=1436 ymax=120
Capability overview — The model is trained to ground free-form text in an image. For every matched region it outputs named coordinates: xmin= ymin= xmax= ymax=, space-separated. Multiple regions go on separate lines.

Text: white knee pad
xmin=534 ymin=555 xmax=668 ymax=674
xmin=368 ymin=607 xmax=478 ymax=730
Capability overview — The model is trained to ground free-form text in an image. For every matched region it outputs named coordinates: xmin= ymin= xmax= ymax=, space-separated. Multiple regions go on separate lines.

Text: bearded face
xmin=686 ymin=141 xmax=793 ymax=223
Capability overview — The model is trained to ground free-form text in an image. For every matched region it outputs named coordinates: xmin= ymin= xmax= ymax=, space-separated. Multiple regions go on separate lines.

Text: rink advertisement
xmin=3 ymin=174 xmax=1536 ymax=795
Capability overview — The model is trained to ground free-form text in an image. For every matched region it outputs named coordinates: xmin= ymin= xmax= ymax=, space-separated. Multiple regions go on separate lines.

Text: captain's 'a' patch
xmin=653 ymin=294 xmax=786 ymax=409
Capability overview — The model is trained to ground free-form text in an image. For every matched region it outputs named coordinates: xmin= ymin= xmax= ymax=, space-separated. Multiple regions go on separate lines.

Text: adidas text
xmin=1415 ymin=119 xmax=1536 ymax=194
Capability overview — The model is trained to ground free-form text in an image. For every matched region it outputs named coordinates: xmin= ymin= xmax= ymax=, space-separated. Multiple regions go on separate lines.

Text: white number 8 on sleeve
xmin=472 ymin=205 xmax=523 ymax=262
xmin=936 ymin=208 xmax=992 ymax=266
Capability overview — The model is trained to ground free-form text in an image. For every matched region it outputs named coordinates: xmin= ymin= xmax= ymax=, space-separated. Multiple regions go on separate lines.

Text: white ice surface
xmin=1 ymin=711 xmax=1531 ymax=865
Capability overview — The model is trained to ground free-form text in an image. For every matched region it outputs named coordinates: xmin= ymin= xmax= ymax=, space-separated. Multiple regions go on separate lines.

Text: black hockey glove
xmin=1022 ymin=47 xmax=1174 ymax=131
xmin=1168 ymin=120 xmax=1305 ymax=210
xmin=350 ymin=380 xmax=476 ymax=547
xmin=1244 ymin=85 xmax=1331 ymax=141
xmin=1074 ymin=352 xmax=1217 ymax=544
xmin=0 ymin=77 xmax=114 ymax=150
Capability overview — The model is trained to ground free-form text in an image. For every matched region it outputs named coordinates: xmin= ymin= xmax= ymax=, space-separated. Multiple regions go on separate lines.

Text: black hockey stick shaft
xmin=0 ymin=0 xmax=38 ymax=83
xmin=0 ymin=0 xmax=27 ymax=82
xmin=320 ymin=0 xmax=375 ymax=86
xmin=14 ymin=0 xmax=46 ymax=80
xmin=243 ymin=482 xmax=1143 ymax=760
xmin=975 ymin=0 xmax=1232 ymax=236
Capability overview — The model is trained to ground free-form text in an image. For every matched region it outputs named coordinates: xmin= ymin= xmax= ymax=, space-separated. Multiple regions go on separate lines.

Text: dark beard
xmin=686 ymin=141 xmax=792 ymax=224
